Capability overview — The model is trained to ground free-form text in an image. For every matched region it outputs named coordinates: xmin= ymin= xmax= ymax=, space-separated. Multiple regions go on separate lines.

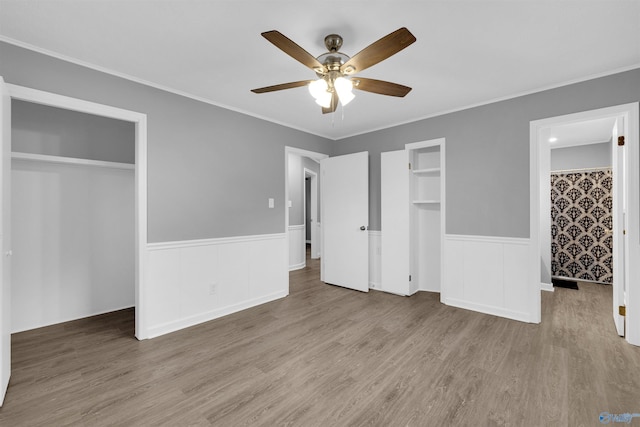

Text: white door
xmin=0 ymin=77 xmax=11 ymax=406
xmin=612 ymin=117 xmax=626 ymax=336
xmin=381 ymin=150 xmax=410 ymax=295
xmin=321 ymin=152 xmax=369 ymax=292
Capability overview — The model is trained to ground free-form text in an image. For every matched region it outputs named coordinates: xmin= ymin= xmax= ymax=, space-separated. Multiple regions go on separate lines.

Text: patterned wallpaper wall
xmin=551 ymin=168 xmax=613 ymax=284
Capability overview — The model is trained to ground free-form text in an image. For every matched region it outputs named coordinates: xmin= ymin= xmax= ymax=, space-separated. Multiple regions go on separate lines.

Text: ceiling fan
xmin=251 ymin=28 xmax=416 ymax=114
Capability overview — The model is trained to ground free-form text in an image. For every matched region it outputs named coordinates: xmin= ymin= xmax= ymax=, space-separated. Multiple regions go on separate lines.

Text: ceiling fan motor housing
xmin=324 ymin=34 xmax=343 ymax=51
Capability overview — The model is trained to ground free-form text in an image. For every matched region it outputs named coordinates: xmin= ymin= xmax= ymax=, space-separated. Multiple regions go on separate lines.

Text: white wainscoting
xmin=443 ymin=234 xmax=533 ymax=322
xmin=369 ymin=231 xmax=382 ymax=289
xmin=288 ymin=224 xmax=306 ymax=270
xmin=146 ymin=233 xmax=287 ymax=338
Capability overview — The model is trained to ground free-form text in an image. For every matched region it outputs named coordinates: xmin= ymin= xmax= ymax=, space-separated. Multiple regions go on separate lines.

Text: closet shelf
xmin=11 ymin=152 xmax=135 ymax=170
xmin=412 ymin=200 xmax=441 ymax=205
xmin=412 ymin=167 xmax=440 ymax=175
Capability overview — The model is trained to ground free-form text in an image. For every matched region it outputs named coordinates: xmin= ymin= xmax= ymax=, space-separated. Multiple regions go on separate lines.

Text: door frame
xmin=284 ymin=147 xmax=328 ymax=288
xmin=529 ymin=102 xmax=639 ymax=345
xmin=5 ymin=82 xmax=149 ymax=340
xmin=304 ymin=168 xmax=320 ymax=259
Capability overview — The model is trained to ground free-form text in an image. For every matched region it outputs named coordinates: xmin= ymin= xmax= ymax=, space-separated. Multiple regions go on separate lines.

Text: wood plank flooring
xmin=1 ymin=255 xmax=639 ymax=426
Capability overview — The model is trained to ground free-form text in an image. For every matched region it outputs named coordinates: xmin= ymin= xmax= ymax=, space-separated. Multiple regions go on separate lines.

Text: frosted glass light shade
xmin=334 ymin=77 xmax=355 ymax=106
xmin=308 ymin=79 xmax=329 ymax=99
xmin=314 ymin=91 xmax=332 ymax=108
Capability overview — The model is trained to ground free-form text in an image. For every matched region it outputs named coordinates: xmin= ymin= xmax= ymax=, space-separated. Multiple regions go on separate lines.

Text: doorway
xmin=547 ymin=119 xmax=616 ymax=288
xmin=530 ymin=102 xmax=640 ymax=346
xmin=284 ymin=147 xmax=327 ymax=287
xmin=3 ymin=83 xmax=148 ymax=337
xmin=11 ymin=100 xmax=136 ymax=333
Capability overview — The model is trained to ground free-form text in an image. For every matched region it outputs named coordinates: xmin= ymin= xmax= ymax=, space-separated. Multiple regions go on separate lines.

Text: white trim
xmin=444 ymin=297 xmax=533 ymax=323
xmin=6 ymin=82 xmax=149 ymax=340
xmin=11 ymin=152 xmax=135 ymax=170
xmin=148 ymin=233 xmax=285 ymax=251
xmin=530 ymin=102 xmax=640 ymax=345
xmin=445 ymin=234 xmax=529 ymax=245
xmin=4 ymin=36 xmax=639 ymax=142
xmin=541 ymin=283 xmax=554 ymax=292
xmin=288 ymin=224 xmax=305 ymax=230
xmin=146 ymin=290 xmax=287 ymax=339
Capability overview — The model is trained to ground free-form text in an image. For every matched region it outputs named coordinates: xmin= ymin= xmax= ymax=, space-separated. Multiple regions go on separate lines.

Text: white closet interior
xmin=11 ymin=101 xmax=135 ymax=332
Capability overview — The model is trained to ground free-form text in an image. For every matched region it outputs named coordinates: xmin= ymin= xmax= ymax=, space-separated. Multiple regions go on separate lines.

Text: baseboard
xmin=289 ymin=262 xmax=306 ymax=271
xmin=541 ymin=282 xmax=554 ymax=292
xmin=146 ymin=290 xmax=288 ymax=339
xmin=443 ymin=297 xmax=534 ymax=323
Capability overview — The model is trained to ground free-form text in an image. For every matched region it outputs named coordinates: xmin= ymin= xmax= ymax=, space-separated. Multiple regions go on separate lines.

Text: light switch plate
xmin=268 ymin=198 xmax=274 ymax=208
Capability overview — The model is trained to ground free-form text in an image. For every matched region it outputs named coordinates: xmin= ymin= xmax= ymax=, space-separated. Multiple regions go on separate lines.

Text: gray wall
xmin=12 ymin=100 xmax=135 ymax=163
xmin=334 ymin=68 xmax=640 ymax=237
xmin=551 ymin=141 xmax=612 ymax=171
xmin=1 ymin=41 xmax=333 ymax=242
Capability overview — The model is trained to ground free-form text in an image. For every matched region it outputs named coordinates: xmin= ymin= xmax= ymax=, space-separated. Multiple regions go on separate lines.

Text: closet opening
xmin=11 ymin=100 xmax=136 ymax=335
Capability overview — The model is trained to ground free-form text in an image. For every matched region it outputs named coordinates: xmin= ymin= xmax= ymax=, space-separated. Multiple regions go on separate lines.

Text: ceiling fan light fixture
xmin=314 ymin=90 xmax=332 ymax=108
xmin=334 ymin=76 xmax=355 ymax=106
xmin=308 ymin=78 xmax=328 ymax=99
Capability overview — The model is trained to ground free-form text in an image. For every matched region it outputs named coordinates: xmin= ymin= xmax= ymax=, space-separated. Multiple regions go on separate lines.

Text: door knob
xmin=360 ymin=226 xmax=366 ymax=231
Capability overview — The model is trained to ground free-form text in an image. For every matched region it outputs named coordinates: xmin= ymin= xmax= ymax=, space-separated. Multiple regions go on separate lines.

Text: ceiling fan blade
xmin=353 ymin=78 xmax=412 ymax=97
xmin=341 ymin=27 xmax=416 ymax=75
xmin=262 ymin=30 xmax=325 ymax=72
xmin=322 ymin=92 xmax=338 ymax=114
xmin=251 ymin=80 xmax=314 ymax=94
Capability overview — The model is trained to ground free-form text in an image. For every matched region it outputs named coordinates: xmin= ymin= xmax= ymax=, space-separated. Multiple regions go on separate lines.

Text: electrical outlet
xmin=209 ymin=283 xmax=218 ymax=295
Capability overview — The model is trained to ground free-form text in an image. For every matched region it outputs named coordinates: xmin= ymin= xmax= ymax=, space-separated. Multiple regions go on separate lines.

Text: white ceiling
xmin=549 ymin=117 xmax=617 ymax=148
xmin=1 ymin=1 xmax=639 ymax=140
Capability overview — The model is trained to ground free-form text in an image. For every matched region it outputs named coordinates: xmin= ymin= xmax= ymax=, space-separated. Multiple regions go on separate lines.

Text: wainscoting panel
xmin=443 ymin=235 xmax=532 ymax=322
xmin=288 ymin=224 xmax=306 ymax=270
xmin=146 ymin=233 xmax=287 ymax=338
xmin=369 ymin=231 xmax=382 ymax=289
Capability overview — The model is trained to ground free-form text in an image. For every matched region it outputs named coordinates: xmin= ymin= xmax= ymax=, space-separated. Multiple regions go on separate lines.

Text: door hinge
xmin=618 ymin=136 xmax=625 ymax=146
xmin=619 ymin=306 xmax=626 ymax=316
xmin=408 ymin=162 xmax=412 ymax=170
xmin=624 ymin=229 xmax=627 ymax=235
xmin=409 ymin=275 xmax=412 ymax=282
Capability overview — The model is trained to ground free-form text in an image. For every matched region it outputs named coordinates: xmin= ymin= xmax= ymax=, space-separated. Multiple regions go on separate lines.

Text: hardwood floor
xmin=1 ymin=256 xmax=639 ymax=426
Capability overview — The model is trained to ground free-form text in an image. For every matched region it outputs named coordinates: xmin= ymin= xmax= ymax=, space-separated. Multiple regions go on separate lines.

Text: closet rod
xmin=11 ymin=152 xmax=135 ymax=170
xmin=551 ymin=166 xmax=611 ymax=173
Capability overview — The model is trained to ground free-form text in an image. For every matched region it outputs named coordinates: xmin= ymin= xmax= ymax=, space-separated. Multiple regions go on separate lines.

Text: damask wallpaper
xmin=551 ymin=168 xmax=613 ymax=284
